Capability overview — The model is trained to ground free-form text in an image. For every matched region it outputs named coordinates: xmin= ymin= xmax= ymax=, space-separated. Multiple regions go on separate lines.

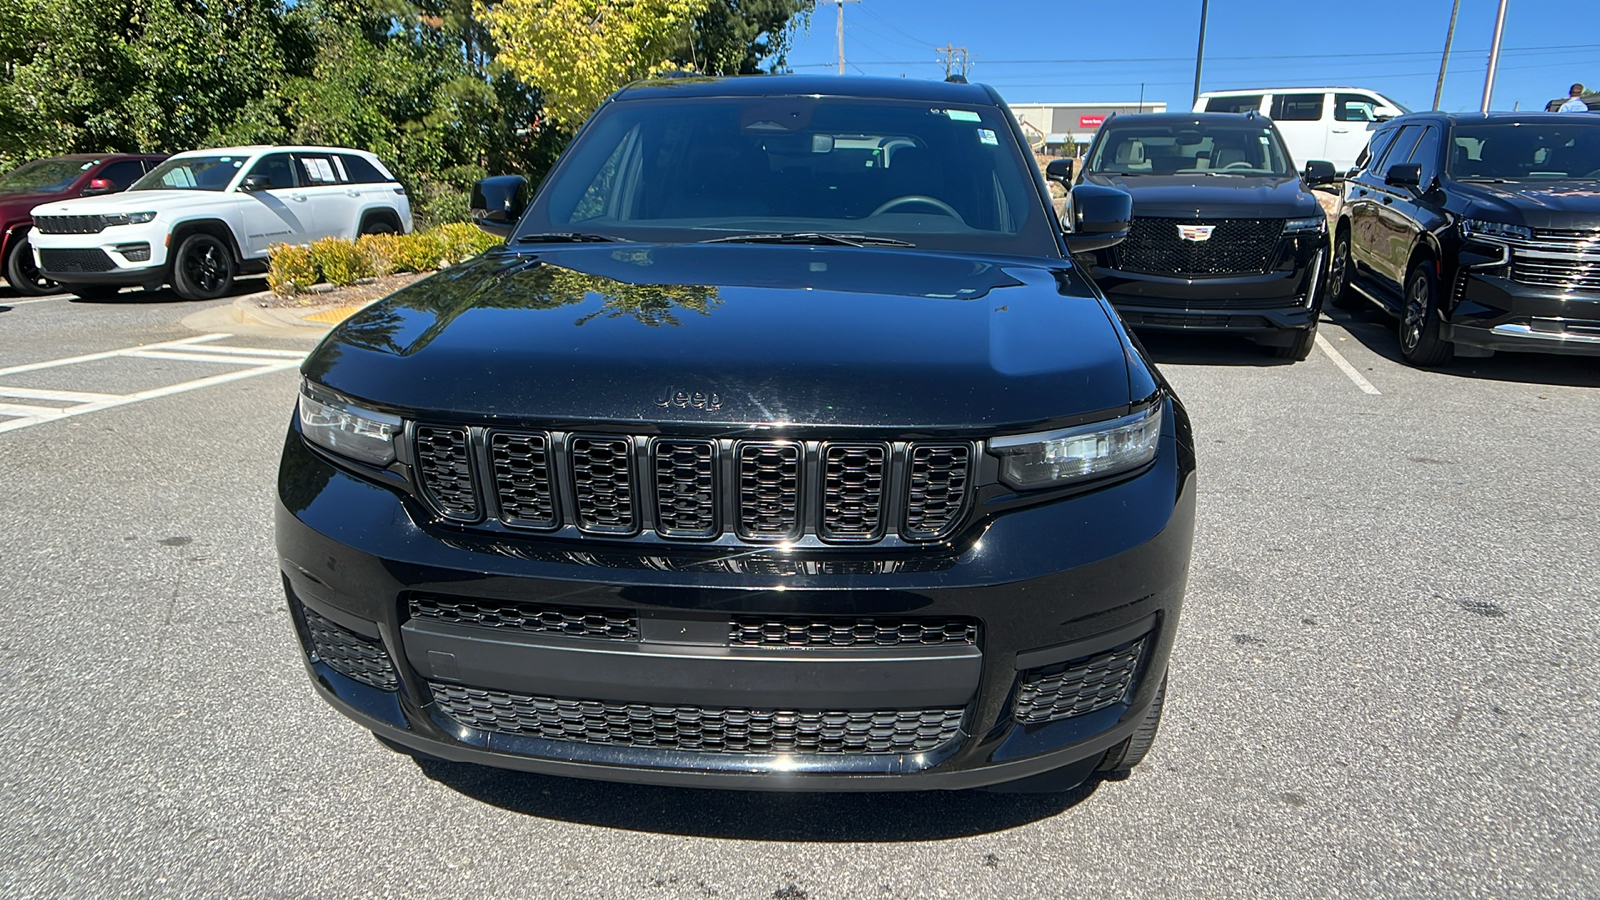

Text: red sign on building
xmin=1079 ymin=115 xmax=1106 ymax=129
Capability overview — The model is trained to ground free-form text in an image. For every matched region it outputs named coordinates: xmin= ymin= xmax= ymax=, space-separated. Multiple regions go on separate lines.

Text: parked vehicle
xmin=277 ymin=75 xmax=1196 ymax=793
xmin=1195 ymin=87 xmax=1408 ymax=170
xmin=1329 ymin=112 xmax=1600 ymax=365
xmin=28 ymin=145 xmax=411 ymax=301
xmin=0 ymin=153 xmax=167 ymax=295
xmin=1073 ymin=111 xmax=1337 ymax=360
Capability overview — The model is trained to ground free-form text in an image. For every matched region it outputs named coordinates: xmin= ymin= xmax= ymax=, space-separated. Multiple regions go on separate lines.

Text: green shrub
xmin=267 ymin=243 xmax=318 ymax=295
xmin=309 ymin=236 xmax=372 ymax=286
xmin=433 ymin=222 xmax=503 ymax=264
xmin=357 ymin=232 xmax=402 ymax=278
xmin=390 ymin=230 xmax=446 ymax=273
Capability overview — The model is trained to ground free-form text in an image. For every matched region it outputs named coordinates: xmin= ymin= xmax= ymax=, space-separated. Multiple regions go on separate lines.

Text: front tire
xmin=359 ymin=218 xmax=396 ymax=236
xmin=1098 ymin=671 xmax=1167 ymax=772
xmin=171 ymin=232 xmax=235 ymax=300
xmin=1328 ymin=227 xmax=1362 ymax=311
xmin=1399 ymin=263 xmax=1453 ymax=367
xmin=4 ymin=234 xmax=59 ymax=296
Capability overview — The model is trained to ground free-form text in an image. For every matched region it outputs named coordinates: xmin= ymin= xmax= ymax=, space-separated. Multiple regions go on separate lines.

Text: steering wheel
xmin=870 ymin=195 xmax=962 ymax=218
xmin=1222 ymin=160 xmax=1256 ymax=170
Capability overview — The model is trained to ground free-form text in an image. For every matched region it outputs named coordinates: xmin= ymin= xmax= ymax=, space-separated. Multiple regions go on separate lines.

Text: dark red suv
xmin=0 ymin=153 xmax=167 ymax=295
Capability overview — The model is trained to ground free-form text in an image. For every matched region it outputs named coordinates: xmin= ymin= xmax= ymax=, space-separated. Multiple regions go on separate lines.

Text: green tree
xmin=677 ymin=0 xmax=814 ymax=75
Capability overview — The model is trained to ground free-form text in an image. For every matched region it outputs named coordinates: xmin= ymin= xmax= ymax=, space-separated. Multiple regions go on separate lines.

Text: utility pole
xmin=1192 ymin=0 xmax=1209 ymax=107
xmin=1480 ymin=0 xmax=1510 ymax=112
xmin=937 ymin=44 xmax=971 ymax=80
xmin=829 ymin=0 xmax=860 ymax=75
xmin=1433 ymin=0 xmax=1461 ymax=109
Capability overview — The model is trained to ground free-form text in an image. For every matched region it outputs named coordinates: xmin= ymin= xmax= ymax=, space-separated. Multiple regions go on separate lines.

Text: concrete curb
xmin=227 ymin=291 xmax=374 ymax=334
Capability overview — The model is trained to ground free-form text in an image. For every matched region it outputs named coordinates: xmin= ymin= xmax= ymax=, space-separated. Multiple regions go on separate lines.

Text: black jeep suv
xmin=276 ymin=76 xmax=1195 ymax=793
xmin=1329 ymin=112 xmax=1600 ymax=364
xmin=1074 ymin=112 xmax=1337 ymax=360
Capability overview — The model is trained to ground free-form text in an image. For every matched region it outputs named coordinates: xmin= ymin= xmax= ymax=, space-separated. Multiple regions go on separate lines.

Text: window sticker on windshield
xmin=977 ymin=128 xmax=998 ymax=146
xmin=944 ymin=109 xmax=981 ymax=122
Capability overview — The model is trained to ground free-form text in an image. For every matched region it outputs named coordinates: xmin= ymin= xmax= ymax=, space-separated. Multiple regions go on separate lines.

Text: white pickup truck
xmin=29 ymin=145 xmax=412 ymax=300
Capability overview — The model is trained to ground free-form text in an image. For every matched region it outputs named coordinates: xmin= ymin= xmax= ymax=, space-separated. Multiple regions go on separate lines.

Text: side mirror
xmin=470 ymin=175 xmax=530 ymax=238
xmin=80 ymin=178 xmax=115 ymax=196
xmin=1374 ymin=113 xmax=1395 ymax=123
xmin=1044 ymin=158 xmax=1075 ymax=184
xmin=239 ymin=174 xmax=272 ymax=192
xmin=1063 ymin=183 xmax=1133 ymax=253
xmin=1303 ymin=160 xmax=1337 ymax=185
xmin=1385 ymin=163 xmax=1422 ymax=188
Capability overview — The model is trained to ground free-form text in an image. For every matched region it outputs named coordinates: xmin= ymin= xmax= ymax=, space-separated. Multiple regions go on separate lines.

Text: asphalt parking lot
xmin=1 ymin=282 xmax=1596 ymax=898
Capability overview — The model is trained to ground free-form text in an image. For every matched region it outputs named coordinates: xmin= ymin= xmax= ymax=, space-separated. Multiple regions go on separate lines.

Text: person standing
xmin=1558 ymin=84 xmax=1589 ymax=113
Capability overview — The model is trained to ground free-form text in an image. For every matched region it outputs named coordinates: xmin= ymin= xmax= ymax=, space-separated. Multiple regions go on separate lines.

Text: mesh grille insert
xmin=737 ymin=442 xmax=801 ymax=540
xmin=37 ymin=248 xmax=116 ymax=273
xmin=302 ymin=607 xmax=398 ymax=691
xmin=415 ymin=425 xmax=478 ymax=520
xmin=1115 ymin=217 xmax=1283 ymax=276
xmin=1013 ymin=637 xmax=1145 ymax=724
xmin=430 ymin=684 xmax=965 ymax=755
xmin=730 ymin=616 xmax=979 ymax=647
xmin=653 ymin=440 xmax=717 ymax=538
xmin=489 ymin=431 xmax=555 ymax=528
xmin=571 ymin=436 xmax=636 ymax=533
xmin=409 ymin=594 xmax=638 ymax=640
xmin=821 ymin=444 xmax=887 ymax=540
xmin=904 ymin=445 xmax=970 ymax=540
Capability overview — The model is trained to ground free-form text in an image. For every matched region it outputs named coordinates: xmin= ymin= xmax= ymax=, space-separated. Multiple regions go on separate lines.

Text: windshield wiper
xmin=515 ymin=232 xmax=619 ymax=244
xmin=1457 ymin=177 xmax=1513 ymax=183
xmin=701 ymin=232 xmax=916 ymax=248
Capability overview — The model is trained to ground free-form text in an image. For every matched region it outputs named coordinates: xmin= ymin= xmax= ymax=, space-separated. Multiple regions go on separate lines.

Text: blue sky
xmin=783 ymin=0 xmax=1597 ymax=112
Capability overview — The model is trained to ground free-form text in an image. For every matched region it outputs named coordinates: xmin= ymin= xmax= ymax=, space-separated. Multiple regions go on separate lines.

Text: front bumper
xmin=29 ymin=222 xmax=170 ymax=284
xmin=276 ymin=402 xmax=1196 ymax=791
xmin=1443 ymin=271 xmax=1600 ymax=357
xmin=1093 ymin=246 xmax=1325 ymax=336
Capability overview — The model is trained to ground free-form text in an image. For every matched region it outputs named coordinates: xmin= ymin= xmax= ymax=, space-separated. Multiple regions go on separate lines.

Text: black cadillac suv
xmin=276 ymin=76 xmax=1195 ymax=793
xmin=1329 ymin=112 xmax=1600 ymax=364
xmin=1074 ymin=112 xmax=1338 ymax=360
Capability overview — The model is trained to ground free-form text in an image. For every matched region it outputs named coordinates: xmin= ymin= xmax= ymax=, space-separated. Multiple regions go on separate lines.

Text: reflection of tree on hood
xmin=334 ymin=255 xmax=722 ymax=357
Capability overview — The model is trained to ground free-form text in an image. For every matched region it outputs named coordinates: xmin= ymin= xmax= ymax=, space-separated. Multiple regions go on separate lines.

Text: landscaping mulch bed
xmin=255 ymin=272 xmax=432 ymax=309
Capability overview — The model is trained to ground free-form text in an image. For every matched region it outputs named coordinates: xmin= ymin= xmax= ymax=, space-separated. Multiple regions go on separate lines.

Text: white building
xmin=1009 ymin=101 xmax=1169 ymax=156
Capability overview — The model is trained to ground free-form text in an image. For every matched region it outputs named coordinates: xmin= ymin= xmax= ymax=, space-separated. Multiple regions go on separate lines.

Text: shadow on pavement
xmin=1131 ymin=328 xmax=1295 ymax=368
xmin=1325 ymin=306 xmax=1600 ymax=388
xmin=408 ymin=755 xmax=1099 ymax=840
xmin=63 ymin=276 xmax=267 ymax=306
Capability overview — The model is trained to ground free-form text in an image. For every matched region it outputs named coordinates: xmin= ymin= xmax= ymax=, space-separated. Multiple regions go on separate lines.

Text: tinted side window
xmin=246 ymin=153 xmax=297 ymax=190
xmin=1204 ymin=95 xmax=1262 ymax=114
xmin=98 ymin=160 xmax=145 ymax=190
xmin=1408 ymin=125 xmax=1443 ymax=184
xmin=296 ymin=154 xmax=343 ymax=185
xmin=1378 ymin=125 xmax=1423 ymax=176
xmin=1272 ymin=93 xmax=1324 ymax=122
xmin=1335 ymin=93 xmax=1379 ymax=123
xmin=1358 ymin=127 xmax=1399 ymax=171
xmin=338 ymin=154 xmax=392 ymax=184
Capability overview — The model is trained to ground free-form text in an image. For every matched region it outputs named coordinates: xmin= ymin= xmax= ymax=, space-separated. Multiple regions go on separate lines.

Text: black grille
xmin=738 ymin=442 xmax=801 ymax=540
xmin=1013 ymin=637 xmax=1145 ymax=724
xmin=1114 ymin=217 xmax=1283 ymax=276
xmin=301 ymin=607 xmax=398 ymax=691
xmin=1118 ymin=311 xmax=1270 ymax=329
xmin=571 ymin=436 xmax=636 ymax=533
xmin=33 ymin=214 xmax=106 ymax=235
xmin=430 ymin=684 xmax=965 ymax=754
xmin=409 ymin=593 xmax=638 ymax=640
xmin=821 ymin=444 xmax=887 ymax=540
xmin=37 ymin=248 xmax=115 ymax=273
xmin=489 ymin=431 xmax=555 ymax=528
xmin=415 ymin=426 xmax=478 ymax=520
xmin=654 ymin=440 xmax=716 ymax=538
xmin=730 ymin=616 xmax=978 ymax=647
xmin=904 ymin=445 xmax=970 ymax=540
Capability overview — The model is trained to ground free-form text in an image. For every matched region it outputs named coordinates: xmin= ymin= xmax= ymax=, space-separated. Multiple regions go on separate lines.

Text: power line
xmin=788 ymin=43 xmax=1600 ymax=69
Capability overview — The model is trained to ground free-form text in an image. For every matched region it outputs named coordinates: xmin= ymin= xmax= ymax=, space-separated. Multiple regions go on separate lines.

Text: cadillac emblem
xmin=1177 ymin=224 xmax=1216 ymax=242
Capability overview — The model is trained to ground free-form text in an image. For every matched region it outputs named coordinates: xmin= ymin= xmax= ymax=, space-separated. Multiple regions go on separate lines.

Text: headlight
xmin=989 ymin=404 xmax=1163 ymax=490
xmin=1283 ymin=215 xmax=1326 ymax=234
xmin=1460 ymin=218 xmax=1531 ymax=241
xmin=103 ymin=211 xmax=157 ymax=226
xmin=298 ymin=382 xmax=402 ymax=466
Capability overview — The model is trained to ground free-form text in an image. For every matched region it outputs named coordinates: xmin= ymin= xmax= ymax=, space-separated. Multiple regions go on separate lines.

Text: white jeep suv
xmin=29 ymin=145 xmax=412 ymax=300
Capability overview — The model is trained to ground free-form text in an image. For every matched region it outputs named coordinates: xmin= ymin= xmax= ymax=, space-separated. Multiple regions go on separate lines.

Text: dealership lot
xmin=0 ymin=288 xmax=1596 ymax=898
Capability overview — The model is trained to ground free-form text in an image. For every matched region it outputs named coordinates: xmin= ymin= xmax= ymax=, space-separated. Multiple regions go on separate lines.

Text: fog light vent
xmin=116 ymin=242 xmax=152 ymax=262
xmin=1013 ymin=636 xmax=1144 ymax=724
xmin=302 ymin=607 xmax=399 ymax=691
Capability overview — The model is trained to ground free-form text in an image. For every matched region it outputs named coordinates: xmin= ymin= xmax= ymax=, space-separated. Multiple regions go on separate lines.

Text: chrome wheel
xmin=1400 ymin=273 xmax=1427 ymax=353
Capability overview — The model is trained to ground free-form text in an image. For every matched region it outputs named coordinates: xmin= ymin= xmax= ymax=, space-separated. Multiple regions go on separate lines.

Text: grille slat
xmin=430 ymin=683 xmax=965 ymax=755
xmin=1013 ymin=637 xmax=1145 ymax=724
xmin=731 ymin=616 xmax=978 ymax=647
xmin=571 ymin=436 xmax=636 ymax=533
xmin=738 ymin=442 xmax=802 ymax=540
xmin=33 ymin=214 xmax=107 ymax=235
xmin=904 ymin=445 xmax=970 ymax=540
xmin=489 ymin=431 xmax=556 ymax=528
xmin=415 ymin=426 xmax=479 ymax=520
xmin=410 ymin=594 xmax=639 ymax=640
xmin=654 ymin=440 xmax=717 ymax=538
xmin=1505 ymin=230 xmax=1600 ymax=293
xmin=301 ymin=607 xmax=399 ymax=691
xmin=1114 ymin=217 xmax=1284 ymax=276
xmin=821 ymin=444 xmax=887 ymax=540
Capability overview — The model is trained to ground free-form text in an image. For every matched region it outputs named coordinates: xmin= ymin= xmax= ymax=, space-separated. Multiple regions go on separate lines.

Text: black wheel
xmin=1272 ymin=323 xmax=1318 ymax=361
xmin=171 ymin=232 xmax=235 ymax=300
xmin=64 ymin=283 xmax=123 ymax=300
xmin=1398 ymin=263 xmax=1453 ymax=367
xmin=1328 ymin=226 xmax=1362 ymax=310
xmin=360 ymin=218 xmax=396 ymax=236
xmin=1098 ymin=672 xmax=1166 ymax=772
xmin=4 ymin=233 xmax=58 ymax=296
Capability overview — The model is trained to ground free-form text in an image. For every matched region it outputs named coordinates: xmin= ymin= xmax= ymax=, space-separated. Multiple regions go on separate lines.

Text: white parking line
xmin=0 ymin=333 xmax=305 ymax=435
xmin=0 ymin=295 xmax=67 ymax=306
xmin=1314 ymin=332 xmax=1381 ymax=395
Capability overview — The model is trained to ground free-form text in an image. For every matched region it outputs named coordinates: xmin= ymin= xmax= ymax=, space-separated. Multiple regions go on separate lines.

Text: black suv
xmin=1329 ymin=112 xmax=1600 ymax=364
xmin=276 ymin=76 xmax=1195 ymax=793
xmin=1074 ymin=112 xmax=1337 ymax=359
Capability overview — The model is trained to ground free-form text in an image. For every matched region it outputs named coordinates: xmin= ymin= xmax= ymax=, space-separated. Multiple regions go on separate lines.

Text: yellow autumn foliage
xmin=479 ymin=0 xmax=711 ymax=128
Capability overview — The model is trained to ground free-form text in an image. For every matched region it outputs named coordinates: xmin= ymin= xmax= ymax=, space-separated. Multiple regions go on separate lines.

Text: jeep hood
xmin=307 ymin=245 xmax=1135 ymax=431
xmin=29 ymin=190 xmax=223 ymax=217
xmin=1083 ymin=172 xmax=1320 ymax=219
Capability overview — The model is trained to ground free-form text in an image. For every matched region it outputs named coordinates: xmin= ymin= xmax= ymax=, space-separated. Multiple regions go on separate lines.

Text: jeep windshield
xmin=1089 ymin=122 xmax=1292 ymax=176
xmin=131 ymin=155 xmax=246 ymax=192
xmin=1450 ymin=121 xmax=1600 ymax=181
xmin=0 ymin=158 xmax=93 ymax=194
xmin=522 ymin=96 xmax=1057 ymax=255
